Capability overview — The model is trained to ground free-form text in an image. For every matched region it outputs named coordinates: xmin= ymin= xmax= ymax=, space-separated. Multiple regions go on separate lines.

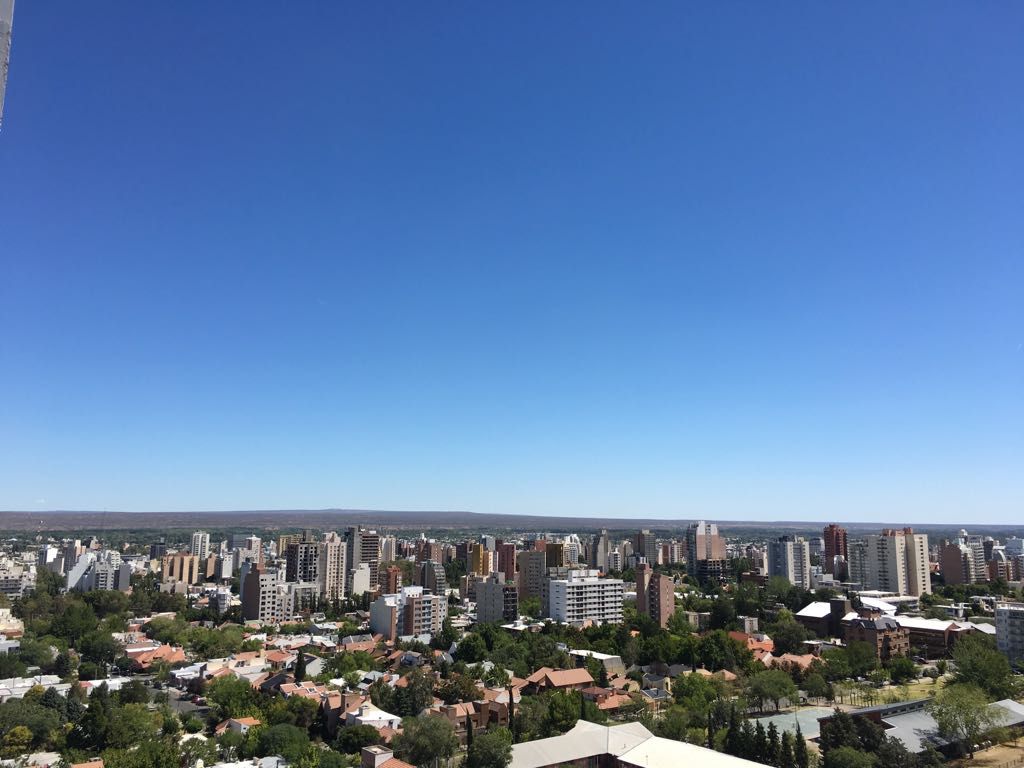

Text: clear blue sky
xmin=1 ymin=3 xmax=1021 ymax=523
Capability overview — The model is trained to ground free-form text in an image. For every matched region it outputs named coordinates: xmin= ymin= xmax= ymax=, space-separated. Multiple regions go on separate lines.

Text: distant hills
xmin=0 ymin=508 xmax=1019 ymax=538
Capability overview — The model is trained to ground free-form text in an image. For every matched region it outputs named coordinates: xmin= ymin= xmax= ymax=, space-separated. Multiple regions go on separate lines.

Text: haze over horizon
xmin=1 ymin=4 xmax=1021 ymax=524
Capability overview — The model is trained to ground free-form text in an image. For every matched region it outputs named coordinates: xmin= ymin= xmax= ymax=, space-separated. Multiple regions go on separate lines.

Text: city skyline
xmin=2 ymin=4 xmax=1022 ymax=522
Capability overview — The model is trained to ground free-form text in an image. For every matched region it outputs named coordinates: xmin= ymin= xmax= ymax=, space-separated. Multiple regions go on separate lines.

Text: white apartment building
xmin=996 ymin=603 xmax=1024 ymax=663
xmin=319 ymin=531 xmax=348 ymax=602
xmin=191 ymin=531 xmax=211 ymax=561
xmin=549 ymin=575 xmax=624 ymax=626
xmin=851 ymin=529 xmax=931 ymax=596
xmin=767 ymin=536 xmax=811 ymax=589
xmin=369 ymin=586 xmax=444 ymax=641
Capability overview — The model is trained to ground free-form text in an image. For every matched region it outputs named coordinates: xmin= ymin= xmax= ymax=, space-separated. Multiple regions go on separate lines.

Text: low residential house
xmin=423 ymin=701 xmax=480 ymax=745
xmin=126 ymin=643 xmax=187 ymax=671
xmin=524 ymin=667 xmax=594 ymax=693
xmin=608 ymin=675 xmax=640 ymax=693
xmin=266 ymin=650 xmax=298 ymax=670
xmin=346 ymin=703 xmax=402 ymax=731
xmin=0 ymin=674 xmax=69 ymax=702
xmin=761 ymin=652 xmax=817 ymax=673
xmin=795 ymin=598 xmax=854 ymax=639
xmin=361 ymin=745 xmax=414 ymax=768
xmin=214 ymin=717 xmax=262 ymax=736
xmin=641 ymin=673 xmax=671 ymax=693
xmin=478 ymin=686 xmax=521 ymax=727
xmin=341 ymin=633 xmax=381 ymax=653
xmin=279 ymin=680 xmax=331 ymax=701
xmin=568 ymin=649 xmax=627 ymax=678
xmin=324 ymin=691 xmax=367 ymax=736
xmin=728 ymin=631 xmax=775 ymax=657
xmin=581 ymin=686 xmax=634 ymax=713
xmin=70 ymin=760 xmax=105 ymax=768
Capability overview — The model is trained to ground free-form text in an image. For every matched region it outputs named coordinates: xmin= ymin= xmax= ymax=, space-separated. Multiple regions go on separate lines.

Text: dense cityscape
xmin=0 ymin=519 xmax=1021 ymax=768
xmin=3 ymin=3 xmax=1020 ymax=768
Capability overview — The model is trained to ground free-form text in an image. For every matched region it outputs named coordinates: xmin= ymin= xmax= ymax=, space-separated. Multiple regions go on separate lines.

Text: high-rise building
xmin=548 ymin=574 xmax=624 ymax=626
xmin=477 ymin=573 xmax=519 ymax=623
xmin=995 ymin=603 xmax=1024 ymax=663
xmin=545 ymin=542 xmax=565 ymax=568
xmin=589 ymin=530 xmax=611 ymax=571
xmin=469 ymin=543 xmax=491 ymax=576
xmin=319 ymin=531 xmax=347 ymax=602
xmin=286 ymin=531 xmax=320 ymax=584
xmin=416 ymin=540 xmax=443 ymax=565
xmin=191 ymin=531 xmax=211 ymax=561
xmin=383 ymin=565 xmax=402 ymax=594
xmin=823 ymin=525 xmax=848 ymax=574
xmin=648 ymin=574 xmax=675 ymax=629
xmin=635 ymin=530 xmax=659 ymax=565
xmin=241 ymin=566 xmax=283 ymax=623
xmin=767 ymin=536 xmax=811 ymax=589
xmin=347 ymin=527 xmax=380 ymax=595
xmin=685 ymin=521 xmax=726 ymax=578
xmin=850 ymin=529 xmax=931 ymax=596
xmin=635 ymin=562 xmax=653 ymax=616
xmin=370 ymin=586 xmax=443 ymax=641
xmin=497 ymin=542 xmax=517 ymax=580
xmin=416 ymin=560 xmax=447 ymax=594
xmin=517 ymin=550 xmax=547 ymax=605
xmin=162 ymin=553 xmax=202 ymax=585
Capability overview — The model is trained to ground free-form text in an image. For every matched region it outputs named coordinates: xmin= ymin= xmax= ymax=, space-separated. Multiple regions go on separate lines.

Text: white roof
xmin=619 ymin=735 xmax=765 ymax=768
xmin=858 ymin=596 xmax=897 ymax=614
xmin=511 ymin=720 xmax=764 ymax=768
xmin=795 ymin=602 xmax=831 ymax=618
xmin=512 ymin=721 xmax=650 ymax=768
xmin=569 ymin=649 xmax=620 ymax=661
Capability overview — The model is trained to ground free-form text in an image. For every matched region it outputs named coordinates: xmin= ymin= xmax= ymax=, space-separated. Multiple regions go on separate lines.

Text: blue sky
xmin=1 ymin=4 xmax=1021 ymax=523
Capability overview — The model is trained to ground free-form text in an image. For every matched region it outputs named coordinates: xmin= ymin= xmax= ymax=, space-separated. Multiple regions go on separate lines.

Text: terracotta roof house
xmin=215 ymin=716 xmax=262 ymax=736
xmin=361 ymin=745 xmax=413 ymax=768
xmin=524 ymin=667 xmax=594 ymax=693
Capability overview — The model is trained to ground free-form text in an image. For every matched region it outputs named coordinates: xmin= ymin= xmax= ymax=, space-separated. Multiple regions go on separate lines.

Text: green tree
xmin=106 ymin=703 xmax=161 ymax=748
xmin=1 ymin=725 xmax=32 ymax=758
xmin=929 ymin=683 xmax=1005 ymax=758
xmin=887 ymin=657 xmax=917 ymax=685
xmin=466 ymin=726 xmax=513 ymax=768
xmin=824 ymin=745 xmax=875 ymax=768
xmin=779 ymin=731 xmax=795 ymax=768
xmin=656 ymin=706 xmax=690 ymax=742
xmin=333 ymin=724 xmax=383 ymax=754
xmin=805 ymin=672 xmax=831 ymax=702
xmin=256 ymin=723 xmax=312 ymax=763
xmin=294 ymin=651 xmax=307 ymax=682
xmin=0 ymin=699 xmax=61 ymax=748
xmin=747 ymin=670 xmax=798 ymax=713
xmin=768 ymin=619 xmax=810 ymax=655
xmin=437 ymin=674 xmax=479 ymax=704
xmin=794 ymin=724 xmax=810 ymax=768
xmin=391 ymin=716 xmax=459 ymax=767
xmin=208 ymin=675 xmax=260 ymax=719
xmin=455 ymin=634 xmax=488 ymax=664
xmin=952 ymin=633 xmax=1015 ymax=699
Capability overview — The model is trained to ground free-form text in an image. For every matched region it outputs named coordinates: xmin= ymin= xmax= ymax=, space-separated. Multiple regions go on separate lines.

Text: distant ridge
xmin=0 ymin=508 xmax=1019 ymax=535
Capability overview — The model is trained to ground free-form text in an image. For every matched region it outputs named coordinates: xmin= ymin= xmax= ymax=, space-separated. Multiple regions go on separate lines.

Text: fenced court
xmin=753 ymin=707 xmax=834 ymax=740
